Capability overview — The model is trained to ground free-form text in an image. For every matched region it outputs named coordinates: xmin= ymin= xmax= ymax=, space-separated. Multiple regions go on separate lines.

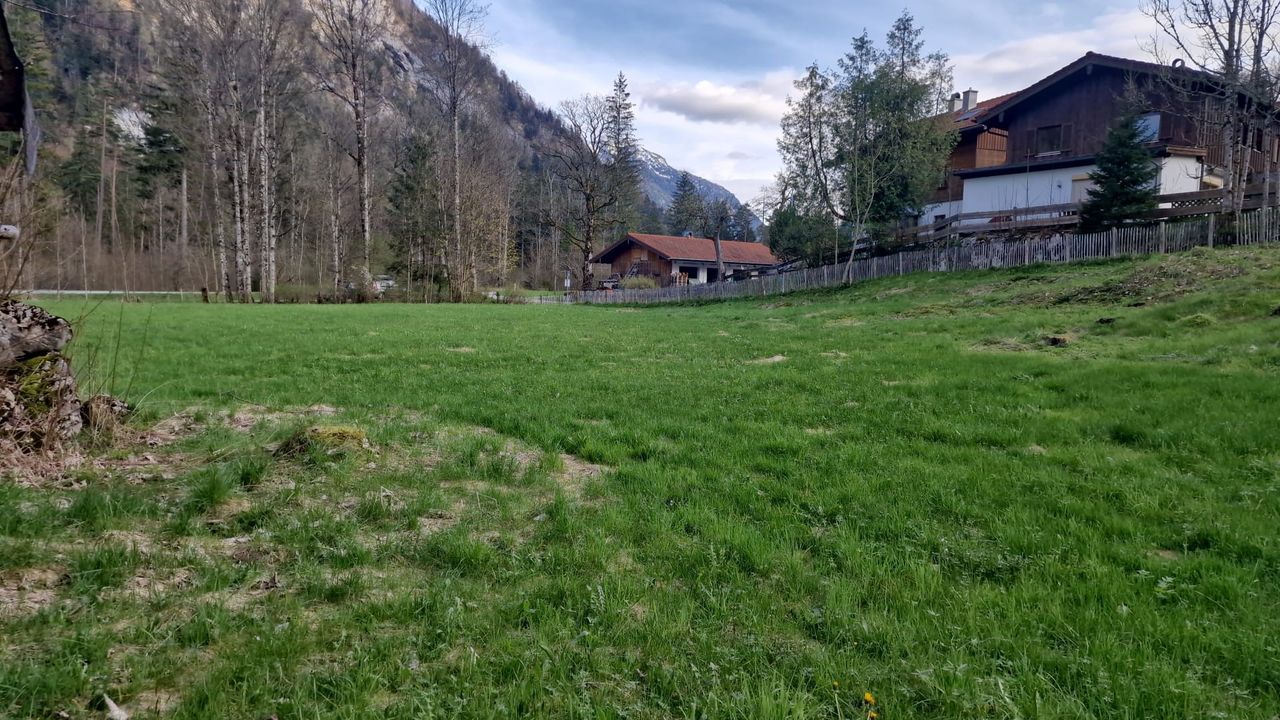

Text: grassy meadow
xmin=3 ymin=246 xmax=1280 ymax=718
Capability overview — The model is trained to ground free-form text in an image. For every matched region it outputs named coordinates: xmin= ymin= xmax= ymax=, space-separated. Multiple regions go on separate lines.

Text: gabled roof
xmin=973 ymin=52 xmax=1208 ymax=125
xmin=947 ymin=91 xmax=1020 ymax=132
xmin=591 ymin=233 xmax=779 ymax=266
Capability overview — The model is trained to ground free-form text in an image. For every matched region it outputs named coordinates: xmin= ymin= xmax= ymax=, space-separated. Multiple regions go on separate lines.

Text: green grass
xmin=3 ymin=246 xmax=1279 ymax=718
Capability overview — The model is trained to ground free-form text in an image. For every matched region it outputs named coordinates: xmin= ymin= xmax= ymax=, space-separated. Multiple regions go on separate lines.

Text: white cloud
xmin=953 ymin=8 xmax=1160 ymax=96
xmin=640 ymin=78 xmax=790 ymax=126
xmin=480 ymin=1 xmax=1164 ymax=205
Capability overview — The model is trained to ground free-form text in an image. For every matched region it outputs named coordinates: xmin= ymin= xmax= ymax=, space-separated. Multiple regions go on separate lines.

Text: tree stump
xmin=1 ymin=300 xmax=84 ymax=454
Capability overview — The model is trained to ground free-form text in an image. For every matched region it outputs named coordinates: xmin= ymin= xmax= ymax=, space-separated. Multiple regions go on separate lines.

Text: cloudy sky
xmin=479 ymin=0 xmax=1164 ymax=204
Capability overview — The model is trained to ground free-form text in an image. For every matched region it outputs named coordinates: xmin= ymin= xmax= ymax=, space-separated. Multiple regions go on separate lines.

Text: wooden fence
xmin=903 ymin=186 xmax=1276 ymax=242
xmin=523 ymin=206 xmax=1279 ymax=306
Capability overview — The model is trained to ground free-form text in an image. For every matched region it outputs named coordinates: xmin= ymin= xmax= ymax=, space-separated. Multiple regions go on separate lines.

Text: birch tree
xmin=1144 ymin=0 xmax=1280 ymax=210
xmin=421 ymin=0 xmax=488 ymax=300
xmin=311 ymin=0 xmax=389 ymax=290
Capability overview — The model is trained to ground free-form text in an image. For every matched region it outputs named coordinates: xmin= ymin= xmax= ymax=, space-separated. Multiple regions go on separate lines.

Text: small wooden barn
xmin=591 ymin=233 xmax=779 ymax=285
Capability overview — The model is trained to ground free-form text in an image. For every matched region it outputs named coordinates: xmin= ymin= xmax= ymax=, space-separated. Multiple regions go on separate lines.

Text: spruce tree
xmin=605 ymin=72 xmax=641 ymax=237
xmin=667 ymin=172 xmax=704 ymax=235
xmin=1079 ymin=115 xmax=1160 ymax=232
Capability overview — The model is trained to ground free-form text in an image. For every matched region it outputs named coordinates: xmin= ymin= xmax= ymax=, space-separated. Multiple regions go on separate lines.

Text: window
xmin=1071 ymin=177 xmax=1095 ymax=204
xmin=1035 ymin=125 xmax=1064 ymax=155
xmin=933 ymin=214 xmax=947 ymax=224
xmin=1136 ymin=112 xmax=1161 ymax=142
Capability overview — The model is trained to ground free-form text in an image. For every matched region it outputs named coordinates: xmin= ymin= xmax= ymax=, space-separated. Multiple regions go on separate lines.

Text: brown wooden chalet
xmin=591 ymin=233 xmax=779 ymax=285
xmin=925 ymin=89 xmax=1017 ymax=220
xmin=919 ymin=52 xmax=1280 ymax=231
xmin=960 ymin=53 xmax=1223 ymax=181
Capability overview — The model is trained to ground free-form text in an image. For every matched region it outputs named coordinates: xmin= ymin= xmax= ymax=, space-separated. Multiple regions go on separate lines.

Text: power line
xmin=1 ymin=0 xmax=136 ymax=32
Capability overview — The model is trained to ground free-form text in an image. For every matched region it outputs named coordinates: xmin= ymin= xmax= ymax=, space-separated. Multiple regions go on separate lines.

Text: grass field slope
xmin=4 ymin=246 xmax=1279 ymax=719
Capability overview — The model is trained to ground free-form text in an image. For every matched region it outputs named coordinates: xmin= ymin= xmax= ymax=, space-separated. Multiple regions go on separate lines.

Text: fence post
xmin=1158 ymin=221 xmax=1166 ymax=254
xmin=1109 ymin=227 xmax=1118 ymax=257
xmin=1208 ymin=214 xmax=1216 ymax=248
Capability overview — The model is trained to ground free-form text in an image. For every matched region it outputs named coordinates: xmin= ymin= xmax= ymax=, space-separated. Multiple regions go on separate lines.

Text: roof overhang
xmin=974 ymin=52 xmax=1223 ymax=127
xmin=956 ymin=155 xmax=1098 ymax=179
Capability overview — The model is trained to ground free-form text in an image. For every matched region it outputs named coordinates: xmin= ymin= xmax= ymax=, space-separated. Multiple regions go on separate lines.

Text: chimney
xmin=962 ymin=88 xmax=979 ymax=111
xmin=949 ymin=92 xmax=963 ymax=113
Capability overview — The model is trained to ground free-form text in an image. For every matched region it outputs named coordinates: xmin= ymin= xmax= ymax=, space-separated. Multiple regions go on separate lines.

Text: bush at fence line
xmin=620 ymin=276 xmax=658 ymax=290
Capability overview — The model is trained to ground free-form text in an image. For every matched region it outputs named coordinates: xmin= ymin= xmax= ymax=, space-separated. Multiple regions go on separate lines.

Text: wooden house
xmin=590 ymin=233 xmax=779 ymax=285
xmin=919 ymin=52 xmax=1279 ymax=230
xmin=924 ymin=89 xmax=1015 ymax=223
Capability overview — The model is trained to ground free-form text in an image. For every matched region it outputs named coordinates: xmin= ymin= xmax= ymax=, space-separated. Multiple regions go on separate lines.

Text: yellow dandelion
xmin=833 ymin=680 xmax=840 ymax=689
xmin=868 ymin=712 xmax=879 ymax=720
xmin=864 ymin=692 xmax=876 ymax=705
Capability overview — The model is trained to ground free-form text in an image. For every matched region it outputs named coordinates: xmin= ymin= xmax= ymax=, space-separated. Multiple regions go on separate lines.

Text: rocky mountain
xmin=636 ymin=148 xmax=755 ymax=220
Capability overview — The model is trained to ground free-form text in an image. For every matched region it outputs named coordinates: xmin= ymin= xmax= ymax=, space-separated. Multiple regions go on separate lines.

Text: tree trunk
xmin=452 ymin=107 xmax=464 ymax=300
xmin=713 ymin=228 xmax=725 ymax=281
xmin=207 ymin=104 xmax=232 ymax=302
xmin=180 ymin=166 xmax=189 ymax=290
xmin=328 ymin=150 xmax=342 ymax=297
xmin=354 ymin=75 xmax=372 ymax=289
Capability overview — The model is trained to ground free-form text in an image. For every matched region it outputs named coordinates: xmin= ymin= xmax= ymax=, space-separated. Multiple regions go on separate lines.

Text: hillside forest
xmin=2 ymin=0 xmax=759 ymax=301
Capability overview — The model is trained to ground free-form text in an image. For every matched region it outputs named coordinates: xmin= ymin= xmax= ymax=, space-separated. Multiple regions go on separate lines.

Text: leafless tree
xmin=540 ymin=95 xmax=622 ymax=289
xmin=311 ymin=0 xmax=390 ymax=290
xmin=1145 ymin=0 xmax=1280 ymax=209
xmin=420 ymin=0 xmax=488 ymax=300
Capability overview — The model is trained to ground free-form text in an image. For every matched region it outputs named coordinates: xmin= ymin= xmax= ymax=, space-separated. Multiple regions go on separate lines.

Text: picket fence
xmin=523 ymin=207 xmax=1280 ymax=306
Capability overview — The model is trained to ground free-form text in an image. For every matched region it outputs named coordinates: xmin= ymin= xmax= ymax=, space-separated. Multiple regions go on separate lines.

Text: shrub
xmin=620 ymin=276 xmax=658 ymax=290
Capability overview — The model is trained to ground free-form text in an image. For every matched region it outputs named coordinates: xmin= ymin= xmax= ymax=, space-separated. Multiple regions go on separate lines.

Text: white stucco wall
xmin=1158 ymin=156 xmax=1203 ymax=195
xmin=962 ymin=165 xmax=1094 ymax=216
xmin=958 ymin=156 xmax=1204 ymax=221
xmin=918 ymin=200 xmax=962 ymax=226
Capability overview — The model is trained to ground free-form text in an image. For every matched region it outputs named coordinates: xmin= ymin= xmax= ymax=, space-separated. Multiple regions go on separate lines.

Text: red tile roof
xmin=594 ymin=233 xmax=779 ymax=266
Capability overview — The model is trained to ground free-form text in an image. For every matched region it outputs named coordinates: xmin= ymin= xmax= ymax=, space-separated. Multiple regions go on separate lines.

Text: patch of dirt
xmin=0 ymin=566 xmax=65 ymax=617
xmin=1150 ymin=548 xmax=1181 ymax=561
xmin=206 ymin=497 xmax=252 ymax=529
xmin=747 ymin=355 xmax=788 ymax=365
xmin=129 ymin=689 xmax=180 ymax=716
xmin=555 ymin=453 xmax=608 ymax=500
xmin=143 ymin=409 xmax=203 ymax=447
xmin=1052 ymin=251 xmax=1247 ymax=306
xmin=223 ymin=574 xmax=282 ymax=611
xmin=892 ymin=303 xmax=959 ymax=319
xmin=92 ymin=452 xmax=190 ymax=483
xmin=821 ymin=350 xmax=849 ymax=359
xmin=973 ymin=337 xmax=1033 ymax=353
xmin=446 ymin=347 xmax=476 ymax=353
xmin=1027 ymin=445 xmax=1048 ymax=456
xmin=804 ymin=428 xmax=834 ymax=436
xmin=825 ymin=317 xmax=864 ymax=328
xmin=418 ymin=511 xmax=460 ymax=536
xmin=121 ymin=568 xmax=194 ymax=599
xmin=227 ymin=404 xmax=340 ymax=432
xmin=104 ymin=530 xmax=158 ymax=554
xmin=874 ymin=286 xmax=914 ymax=299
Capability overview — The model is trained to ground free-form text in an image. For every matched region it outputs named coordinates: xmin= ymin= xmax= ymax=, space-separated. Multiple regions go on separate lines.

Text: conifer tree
xmin=1079 ymin=115 xmax=1160 ymax=232
xmin=667 ymin=172 xmax=704 ymax=235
